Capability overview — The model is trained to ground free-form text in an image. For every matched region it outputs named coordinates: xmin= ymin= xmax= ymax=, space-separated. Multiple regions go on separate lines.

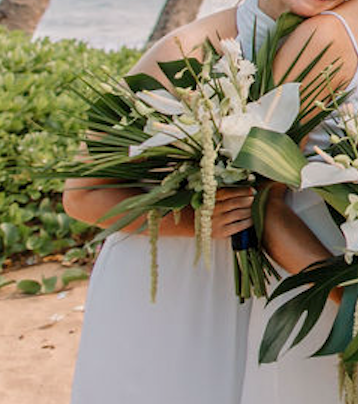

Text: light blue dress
xmin=71 ymin=2 xmax=358 ymax=403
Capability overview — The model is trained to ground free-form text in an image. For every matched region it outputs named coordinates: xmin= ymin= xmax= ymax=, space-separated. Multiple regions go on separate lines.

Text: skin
xmin=63 ymin=0 xmax=358 ymax=302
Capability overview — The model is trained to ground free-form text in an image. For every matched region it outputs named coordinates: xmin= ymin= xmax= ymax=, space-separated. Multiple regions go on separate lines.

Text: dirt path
xmin=0 ymin=263 xmax=89 ymax=404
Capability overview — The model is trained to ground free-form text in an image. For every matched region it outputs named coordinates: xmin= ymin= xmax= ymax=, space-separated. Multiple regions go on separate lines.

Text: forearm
xmin=263 ymin=185 xmax=342 ymax=303
xmin=63 ymin=178 xmax=195 ymax=236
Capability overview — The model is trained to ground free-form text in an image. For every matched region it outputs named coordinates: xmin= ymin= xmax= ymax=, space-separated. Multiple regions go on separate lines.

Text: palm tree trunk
xmin=0 ymin=0 xmax=50 ymax=35
xmin=147 ymin=0 xmax=205 ymax=48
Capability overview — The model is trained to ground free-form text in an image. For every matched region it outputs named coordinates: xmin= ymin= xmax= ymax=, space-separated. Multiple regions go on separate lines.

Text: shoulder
xmin=274 ymin=13 xmax=357 ymax=86
xmin=129 ymin=7 xmax=238 ymax=85
xmin=164 ymin=7 xmax=239 ymax=54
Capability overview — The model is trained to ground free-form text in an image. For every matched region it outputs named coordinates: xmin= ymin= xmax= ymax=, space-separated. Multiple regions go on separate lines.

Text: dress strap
xmin=321 ymin=11 xmax=358 ymax=56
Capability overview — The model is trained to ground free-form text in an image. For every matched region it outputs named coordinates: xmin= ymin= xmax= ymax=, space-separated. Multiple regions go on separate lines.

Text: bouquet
xmin=238 ymin=70 xmax=358 ymax=402
xmin=58 ymin=13 xmax=345 ymax=303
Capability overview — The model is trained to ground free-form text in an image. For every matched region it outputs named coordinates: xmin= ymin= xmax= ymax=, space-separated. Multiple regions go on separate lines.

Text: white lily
xmin=220 ymin=83 xmax=301 ymax=160
xmin=341 ymin=219 xmax=358 ymax=263
xmin=129 ymin=119 xmax=198 ymax=157
xmin=247 ymin=83 xmax=301 ymax=133
xmin=136 ymin=89 xmax=184 ymax=115
xmin=301 ymin=162 xmax=358 ymax=189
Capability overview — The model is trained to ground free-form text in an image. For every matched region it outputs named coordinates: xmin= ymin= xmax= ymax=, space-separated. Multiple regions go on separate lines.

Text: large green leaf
xmin=343 ymin=333 xmax=358 ymax=363
xmin=314 ymin=184 xmax=350 ymax=217
xmin=233 ymin=127 xmax=307 ymax=187
xmin=314 ymin=284 xmax=358 ymax=357
xmin=260 ymin=256 xmax=358 ymax=364
xmin=158 ymin=58 xmax=203 ymax=89
xmin=124 ymin=73 xmax=165 ymax=92
xmin=251 ymin=183 xmax=273 ymax=245
xmin=252 ymin=12 xmax=304 ymax=98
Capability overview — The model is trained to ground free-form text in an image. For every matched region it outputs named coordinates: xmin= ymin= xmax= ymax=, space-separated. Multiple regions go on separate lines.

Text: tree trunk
xmin=0 ymin=0 xmax=50 ymax=35
xmin=147 ymin=0 xmax=205 ymax=49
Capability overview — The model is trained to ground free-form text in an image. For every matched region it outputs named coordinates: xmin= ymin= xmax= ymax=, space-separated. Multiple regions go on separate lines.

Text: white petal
xmin=341 ymin=220 xmax=358 ymax=252
xmin=221 ymin=135 xmax=246 ymax=160
xmin=247 ymin=83 xmax=300 ymax=133
xmin=129 ymin=131 xmax=187 ymax=156
xmin=136 ymin=89 xmax=184 ymax=115
xmin=301 ymin=162 xmax=358 ymax=189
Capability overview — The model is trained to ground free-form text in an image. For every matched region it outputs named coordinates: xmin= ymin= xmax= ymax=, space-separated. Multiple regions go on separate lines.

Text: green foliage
xmin=0 ymin=267 xmax=89 ymax=295
xmin=0 ymin=27 xmax=141 ymax=268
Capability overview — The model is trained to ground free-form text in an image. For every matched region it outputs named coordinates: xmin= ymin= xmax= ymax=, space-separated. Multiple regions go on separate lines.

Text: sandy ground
xmin=0 ymin=263 xmax=89 ymax=404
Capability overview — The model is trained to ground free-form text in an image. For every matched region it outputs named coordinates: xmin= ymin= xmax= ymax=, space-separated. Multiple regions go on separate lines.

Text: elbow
xmin=62 ymin=180 xmax=86 ymax=221
xmin=62 ymin=188 xmax=79 ymax=220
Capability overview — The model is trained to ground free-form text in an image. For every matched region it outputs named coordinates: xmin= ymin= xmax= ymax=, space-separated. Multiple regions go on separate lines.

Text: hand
xmin=211 ymin=187 xmax=255 ymax=239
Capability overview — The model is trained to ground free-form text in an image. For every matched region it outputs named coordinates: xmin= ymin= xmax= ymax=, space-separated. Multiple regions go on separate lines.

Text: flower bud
xmin=330 ymin=134 xmax=341 ymax=144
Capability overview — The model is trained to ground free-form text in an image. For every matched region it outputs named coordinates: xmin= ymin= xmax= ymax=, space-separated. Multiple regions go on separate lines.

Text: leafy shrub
xmin=0 ymin=27 xmax=141 ymax=268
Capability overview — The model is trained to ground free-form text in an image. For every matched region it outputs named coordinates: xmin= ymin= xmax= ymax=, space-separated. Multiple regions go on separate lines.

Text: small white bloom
xmin=238 ymin=59 xmax=257 ymax=78
xmin=334 ymin=154 xmax=352 ymax=168
xmin=220 ymin=38 xmax=242 ymax=65
xmin=345 ymin=194 xmax=358 ymax=222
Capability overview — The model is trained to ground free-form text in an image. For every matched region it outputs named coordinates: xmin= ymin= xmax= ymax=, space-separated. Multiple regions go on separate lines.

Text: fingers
xmin=212 ymin=218 xmax=254 ymax=238
xmin=220 ymin=208 xmax=252 ymax=225
xmin=214 ymin=195 xmax=254 ymax=214
xmin=216 ymin=187 xmax=255 ymax=201
xmin=211 ymin=187 xmax=255 ymax=239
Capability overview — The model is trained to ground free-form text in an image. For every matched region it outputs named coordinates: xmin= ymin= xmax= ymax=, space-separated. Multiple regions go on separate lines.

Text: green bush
xmin=0 ymin=27 xmax=141 ymax=268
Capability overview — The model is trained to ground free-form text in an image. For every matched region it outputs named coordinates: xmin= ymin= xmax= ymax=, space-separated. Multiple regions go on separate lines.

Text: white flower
xmin=247 ymin=83 xmax=301 ymax=133
xmin=220 ymin=83 xmax=300 ymax=160
xmin=238 ymin=59 xmax=257 ymax=78
xmin=301 ymin=162 xmax=358 ymax=189
xmin=341 ymin=219 xmax=358 ymax=263
xmin=220 ymin=113 xmax=263 ymax=159
xmin=136 ymin=89 xmax=184 ymax=115
xmin=219 ymin=77 xmax=244 ymax=114
xmin=346 ymin=194 xmax=358 ymax=222
xmin=220 ymin=38 xmax=242 ymax=65
xmin=129 ymin=119 xmax=198 ymax=157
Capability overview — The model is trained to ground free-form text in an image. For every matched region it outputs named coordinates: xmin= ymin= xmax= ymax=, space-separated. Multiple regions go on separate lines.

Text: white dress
xmin=71 ymin=2 xmax=358 ymax=403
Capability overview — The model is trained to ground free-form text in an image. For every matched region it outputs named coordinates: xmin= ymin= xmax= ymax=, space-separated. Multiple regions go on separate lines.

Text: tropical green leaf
xmin=91 ymin=208 xmax=148 ymax=244
xmin=314 ymin=284 xmax=358 ymax=357
xmin=314 ymin=184 xmax=350 ymax=217
xmin=152 ymin=190 xmax=194 ymax=209
xmin=343 ymin=333 xmax=358 ymax=363
xmin=158 ymin=58 xmax=203 ymax=89
xmin=252 ymin=12 xmax=304 ymax=98
xmin=124 ymin=73 xmax=165 ymax=92
xmin=233 ymin=127 xmax=307 ymax=187
xmin=260 ymin=256 xmax=358 ymax=364
xmin=251 ymin=183 xmax=273 ymax=245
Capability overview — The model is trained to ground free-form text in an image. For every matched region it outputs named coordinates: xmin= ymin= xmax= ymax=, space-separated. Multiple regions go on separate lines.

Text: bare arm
xmin=263 ymin=13 xmax=357 ymax=302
